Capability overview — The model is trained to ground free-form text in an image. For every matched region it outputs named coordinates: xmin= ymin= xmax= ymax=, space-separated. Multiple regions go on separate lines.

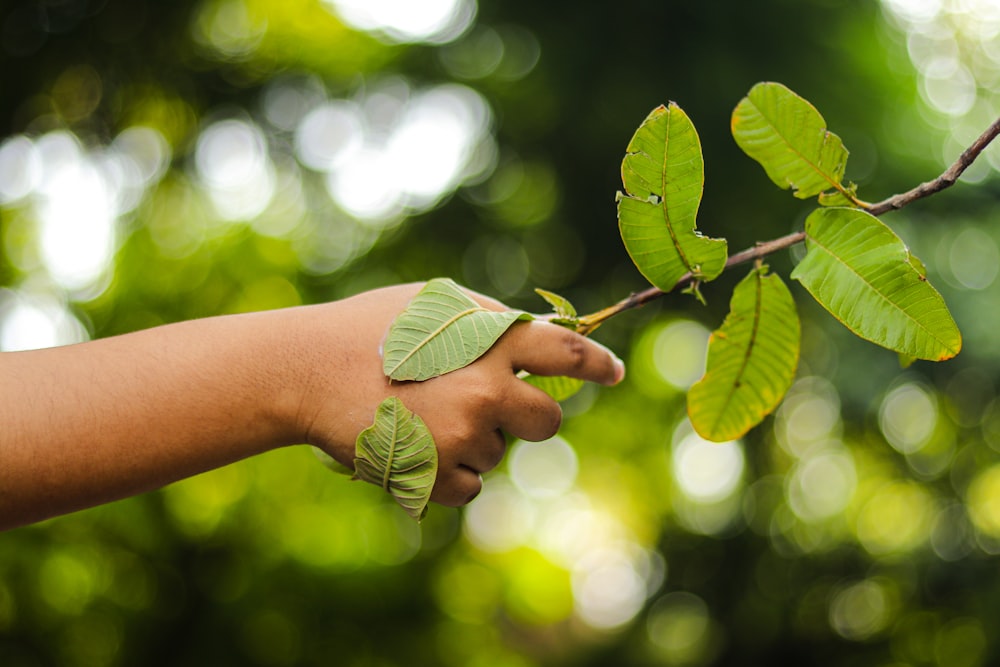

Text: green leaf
xmin=618 ymin=103 xmax=728 ymax=291
xmin=383 ymin=278 xmax=533 ymax=381
xmin=687 ymin=265 xmax=800 ymax=442
xmin=353 ymin=397 xmax=438 ymax=521
xmin=519 ymin=372 xmax=584 ymax=402
xmin=732 ymin=82 xmax=858 ymax=204
xmin=535 ymin=288 xmax=578 ymax=320
xmin=791 ymin=207 xmax=962 ymax=361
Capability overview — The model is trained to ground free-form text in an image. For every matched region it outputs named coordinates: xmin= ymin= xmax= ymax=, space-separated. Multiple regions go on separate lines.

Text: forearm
xmin=0 ymin=309 xmax=307 ymax=529
xmin=0 ymin=282 xmax=624 ymax=529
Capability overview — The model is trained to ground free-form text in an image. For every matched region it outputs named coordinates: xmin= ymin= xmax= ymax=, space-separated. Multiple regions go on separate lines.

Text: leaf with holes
xmin=732 ymin=82 xmax=860 ymax=205
xmin=383 ymin=278 xmax=533 ymax=381
xmin=688 ymin=265 xmax=800 ymax=442
xmin=618 ymin=103 xmax=727 ymax=291
xmin=353 ymin=397 xmax=438 ymax=521
xmin=791 ymin=207 xmax=961 ymax=360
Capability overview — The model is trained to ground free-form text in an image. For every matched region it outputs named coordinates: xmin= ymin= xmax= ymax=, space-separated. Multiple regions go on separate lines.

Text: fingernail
xmin=612 ymin=356 xmax=626 ymax=384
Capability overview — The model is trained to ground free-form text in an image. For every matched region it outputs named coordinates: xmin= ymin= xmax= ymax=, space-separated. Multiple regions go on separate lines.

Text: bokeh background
xmin=2 ymin=0 xmax=1000 ymax=665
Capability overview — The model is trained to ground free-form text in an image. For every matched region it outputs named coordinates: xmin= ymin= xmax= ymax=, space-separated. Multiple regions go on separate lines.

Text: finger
xmin=496 ymin=378 xmax=563 ymax=442
xmin=431 ymin=427 xmax=506 ymax=506
xmin=431 ymin=466 xmax=483 ymax=506
xmin=454 ymin=427 xmax=508 ymax=476
xmin=504 ymin=321 xmax=625 ymax=386
xmin=465 ymin=289 xmax=509 ymax=312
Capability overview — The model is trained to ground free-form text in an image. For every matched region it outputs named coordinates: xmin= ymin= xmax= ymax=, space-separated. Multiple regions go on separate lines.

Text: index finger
xmin=502 ymin=321 xmax=625 ymax=386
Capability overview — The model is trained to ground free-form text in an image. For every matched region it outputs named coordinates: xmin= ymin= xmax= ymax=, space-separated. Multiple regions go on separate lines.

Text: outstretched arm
xmin=0 ymin=283 xmax=624 ymax=530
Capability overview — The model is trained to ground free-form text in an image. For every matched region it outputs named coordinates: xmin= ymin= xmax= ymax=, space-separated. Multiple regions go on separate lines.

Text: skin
xmin=0 ymin=283 xmax=624 ymax=530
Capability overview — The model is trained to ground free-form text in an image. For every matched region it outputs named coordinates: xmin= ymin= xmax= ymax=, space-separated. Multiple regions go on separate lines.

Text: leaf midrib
xmin=658 ymin=109 xmax=694 ymax=273
xmin=382 ymin=402 xmax=399 ymax=491
xmin=745 ymin=96 xmax=847 ymax=199
xmin=385 ymin=306 xmax=487 ymax=377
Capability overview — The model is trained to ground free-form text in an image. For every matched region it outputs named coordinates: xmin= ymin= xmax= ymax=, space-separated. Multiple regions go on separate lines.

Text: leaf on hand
xmin=383 ymin=278 xmax=533 ymax=381
xmin=688 ymin=265 xmax=800 ymax=442
xmin=791 ymin=207 xmax=962 ymax=361
xmin=618 ymin=103 xmax=728 ymax=291
xmin=353 ymin=397 xmax=438 ymax=521
xmin=732 ymin=82 xmax=860 ymax=205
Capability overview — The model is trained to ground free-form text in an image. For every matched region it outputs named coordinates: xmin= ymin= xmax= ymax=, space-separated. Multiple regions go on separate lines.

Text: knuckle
xmin=432 ymin=469 xmax=483 ymax=507
xmin=561 ymin=331 xmax=588 ymax=371
xmin=481 ymin=431 xmax=508 ymax=470
xmin=464 ymin=378 xmax=500 ymax=413
xmin=531 ymin=401 xmax=563 ymax=441
xmin=451 ymin=419 xmax=479 ymax=446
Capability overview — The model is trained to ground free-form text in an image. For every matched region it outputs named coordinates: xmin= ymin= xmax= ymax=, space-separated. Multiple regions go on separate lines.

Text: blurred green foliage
xmin=2 ymin=0 xmax=1000 ymax=665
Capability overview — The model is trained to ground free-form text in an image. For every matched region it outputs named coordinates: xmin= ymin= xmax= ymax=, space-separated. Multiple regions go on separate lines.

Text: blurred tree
xmin=2 ymin=0 xmax=1000 ymax=666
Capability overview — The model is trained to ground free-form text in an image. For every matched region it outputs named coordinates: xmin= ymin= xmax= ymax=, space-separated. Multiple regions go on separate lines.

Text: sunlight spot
xmin=931 ymin=502 xmax=975 ymax=561
xmin=438 ymin=25 xmax=505 ymax=79
xmin=672 ymin=429 xmax=744 ymax=504
xmin=787 ymin=447 xmax=857 ymax=521
xmin=885 ymin=0 xmax=943 ymax=23
xmin=829 ymin=579 xmax=893 ymax=641
xmin=320 ymin=83 xmax=493 ymax=223
xmin=966 ymin=463 xmax=1000 ymax=538
xmin=879 ymin=382 xmax=938 ymax=454
xmin=509 ymin=436 xmax=578 ymax=499
xmin=948 ymin=227 xmax=999 ymax=289
xmin=463 ymin=476 xmax=536 ymax=552
xmin=34 ymin=132 xmax=117 ymax=293
xmin=195 ymin=118 xmax=275 ymax=220
xmin=262 ymin=77 xmax=327 ymax=132
xmin=775 ymin=377 xmax=842 ymax=457
xmin=533 ymin=498 xmax=615 ymax=567
xmin=0 ymin=135 xmax=41 ymax=204
xmin=0 ymin=292 xmax=87 ymax=351
xmin=325 ymin=146 xmax=403 ymax=222
xmin=653 ymin=320 xmax=710 ymax=390
xmin=192 ymin=0 xmax=267 ymax=59
xmin=325 ymin=0 xmax=476 ymax=44
xmin=921 ymin=62 xmax=977 ymax=116
xmin=295 ymin=101 xmax=364 ymax=172
xmin=856 ymin=481 xmax=934 ymax=555
xmin=111 ymin=126 xmax=171 ymax=193
xmin=646 ymin=592 xmax=715 ymax=664
xmin=571 ymin=545 xmax=648 ymax=630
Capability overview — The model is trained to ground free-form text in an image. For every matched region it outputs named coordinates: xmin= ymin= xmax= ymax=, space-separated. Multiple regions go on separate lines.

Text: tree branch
xmin=866 ymin=116 xmax=1000 ymax=215
xmin=575 ymin=115 xmax=1000 ymax=333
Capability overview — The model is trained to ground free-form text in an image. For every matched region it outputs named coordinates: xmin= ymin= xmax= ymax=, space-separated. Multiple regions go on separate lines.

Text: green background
xmin=2 ymin=0 xmax=1000 ymax=665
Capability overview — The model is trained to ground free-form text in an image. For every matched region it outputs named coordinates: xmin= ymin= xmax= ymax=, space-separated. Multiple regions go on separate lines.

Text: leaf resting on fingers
xmin=517 ymin=288 xmax=584 ymax=399
xmin=518 ymin=372 xmax=585 ymax=401
xmin=383 ymin=278 xmax=533 ymax=381
xmin=353 ymin=397 xmax=438 ymax=521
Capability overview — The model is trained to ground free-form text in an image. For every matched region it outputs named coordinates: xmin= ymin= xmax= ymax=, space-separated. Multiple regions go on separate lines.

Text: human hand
xmin=293 ymin=282 xmax=625 ymax=507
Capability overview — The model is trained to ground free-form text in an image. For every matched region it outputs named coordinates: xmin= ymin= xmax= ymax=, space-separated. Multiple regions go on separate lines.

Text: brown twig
xmin=866 ymin=116 xmax=1000 ymax=216
xmin=575 ymin=115 xmax=1000 ymax=334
